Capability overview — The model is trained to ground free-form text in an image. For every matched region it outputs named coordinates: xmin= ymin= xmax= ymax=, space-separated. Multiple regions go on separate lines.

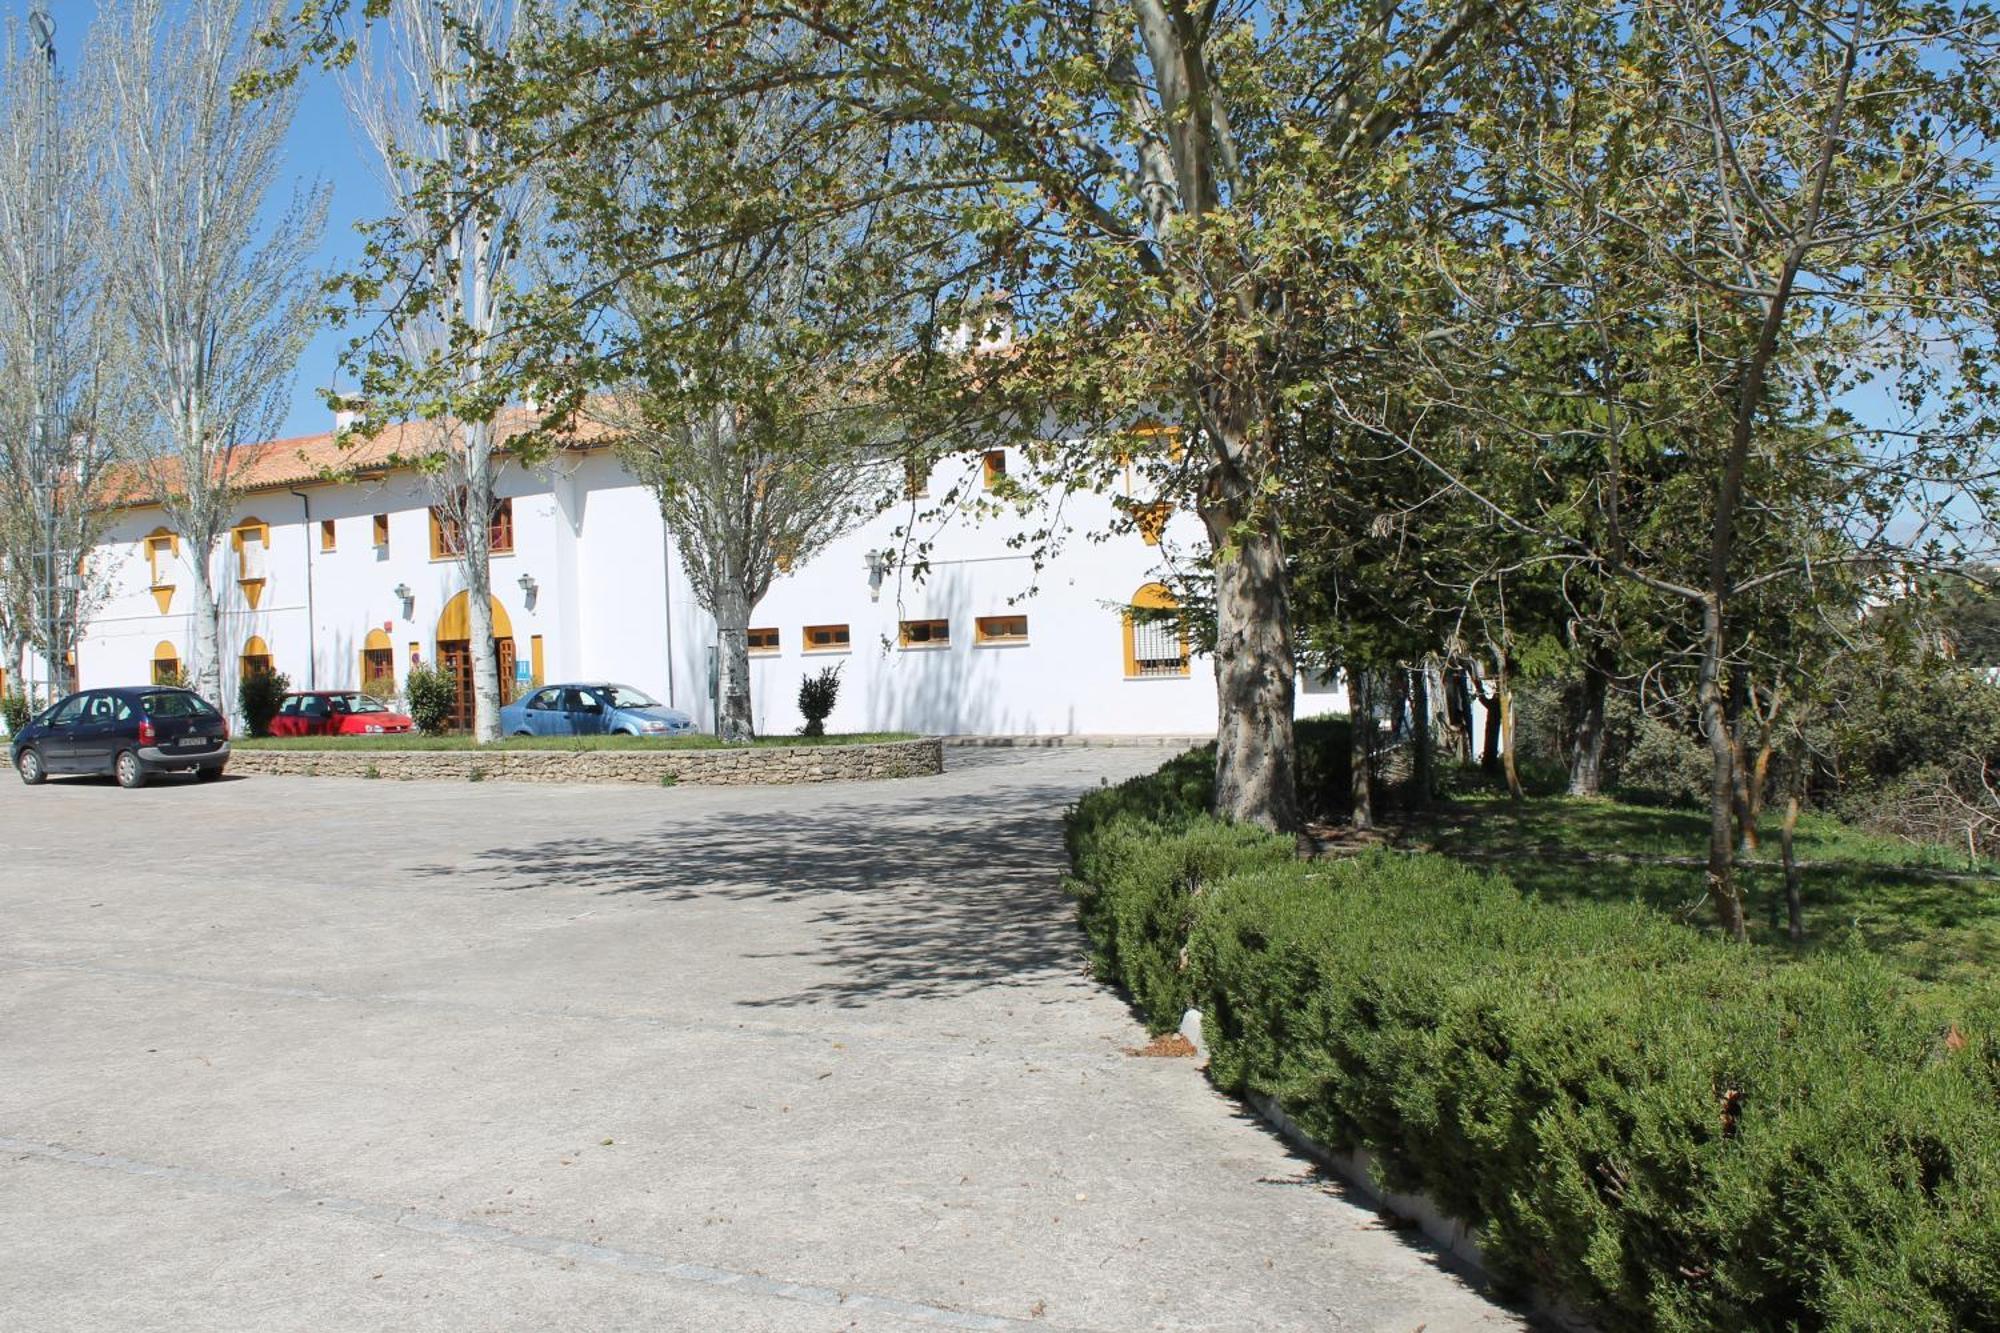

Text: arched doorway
xmin=152 ymin=640 xmax=181 ymax=687
xmin=435 ymin=592 xmax=516 ymax=732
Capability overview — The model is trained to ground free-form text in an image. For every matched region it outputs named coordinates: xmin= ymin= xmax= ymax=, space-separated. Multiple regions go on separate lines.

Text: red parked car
xmin=270 ymin=691 xmax=416 ymax=737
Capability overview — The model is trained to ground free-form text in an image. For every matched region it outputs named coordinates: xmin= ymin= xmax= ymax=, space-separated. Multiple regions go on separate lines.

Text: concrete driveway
xmin=0 ymin=748 xmax=1522 ymax=1332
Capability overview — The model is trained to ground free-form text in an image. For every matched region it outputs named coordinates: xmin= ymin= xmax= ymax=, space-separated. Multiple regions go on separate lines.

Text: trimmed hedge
xmin=1065 ymin=761 xmax=2000 ymax=1330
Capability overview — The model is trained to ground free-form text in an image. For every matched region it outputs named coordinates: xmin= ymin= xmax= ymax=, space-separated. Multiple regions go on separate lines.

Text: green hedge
xmin=1065 ymin=763 xmax=2000 ymax=1330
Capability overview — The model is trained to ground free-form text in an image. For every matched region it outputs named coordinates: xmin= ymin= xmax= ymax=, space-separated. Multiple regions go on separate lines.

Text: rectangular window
xmin=803 ymin=623 xmax=851 ymax=652
xmin=899 ymin=618 xmax=950 ymax=648
xmin=975 ymin=614 xmax=1028 ymax=644
xmin=430 ymin=498 xmax=515 ymax=559
xmin=237 ymin=526 xmax=268 ymax=580
xmin=320 ymin=518 xmax=337 ymax=551
xmin=904 ymin=458 xmax=929 ymax=499
xmin=1130 ymin=619 xmax=1188 ymax=678
xmin=146 ymin=534 xmax=175 ymax=587
xmin=362 ymin=647 xmax=395 ymax=692
xmin=982 ymin=450 xmax=1007 ymax=490
xmin=746 ymin=626 xmax=779 ymax=654
xmin=373 ymin=514 xmax=390 ymax=549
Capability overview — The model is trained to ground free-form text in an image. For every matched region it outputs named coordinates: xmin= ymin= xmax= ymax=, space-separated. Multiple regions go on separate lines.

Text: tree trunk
xmin=187 ymin=539 xmax=223 ymax=710
xmin=1567 ymin=648 xmax=1610 ymax=798
xmin=1698 ymin=599 xmax=1746 ymax=940
xmin=713 ymin=581 xmax=756 ymax=743
xmin=1782 ymin=788 xmax=1804 ymax=944
xmin=1499 ymin=658 xmax=1523 ymax=801
xmin=1201 ymin=497 xmax=1300 ymax=833
xmin=1745 ymin=739 xmax=1775 ymax=848
xmin=1728 ymin=671 xmax=1757 ymax=853
xmin=1410 ymin=664 xmax=1433 ymax=811
xmin=463 ymin=432 xmax=503 ymax=745
xmin=1479 ymin=676 xmax=1501 ymax=772
xmin=1349 ymin=667 xmax=1373 ymax=831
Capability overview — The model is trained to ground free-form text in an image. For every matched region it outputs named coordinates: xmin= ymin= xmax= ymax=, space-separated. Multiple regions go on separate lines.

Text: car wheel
xmin=115 ymin=749 xmax=147 ymax=789
xmin=16 ymin=746 xmax=46 ymax=785
xmin=195 ymin=765 xmax=225 ymax=783
xmin=513 ymin=730 xmax=532 ymax=737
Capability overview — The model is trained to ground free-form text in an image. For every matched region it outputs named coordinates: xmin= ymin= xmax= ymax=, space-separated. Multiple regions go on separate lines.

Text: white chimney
xmin=333 ymin=398 xmax=367 ymax=432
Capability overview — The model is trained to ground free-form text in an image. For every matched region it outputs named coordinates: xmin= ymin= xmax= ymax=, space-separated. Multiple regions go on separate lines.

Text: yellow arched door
xmin=435 ymin=592 xmax=516 ymax=731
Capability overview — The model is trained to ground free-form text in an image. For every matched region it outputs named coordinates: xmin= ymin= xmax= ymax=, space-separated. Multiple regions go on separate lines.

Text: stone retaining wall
xmin=229 ymin=738 xmax=943 ymax=787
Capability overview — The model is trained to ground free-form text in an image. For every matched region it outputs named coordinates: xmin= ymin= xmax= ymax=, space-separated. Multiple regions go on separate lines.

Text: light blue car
xmin=499 ymin=682 xmax=696 ymax=737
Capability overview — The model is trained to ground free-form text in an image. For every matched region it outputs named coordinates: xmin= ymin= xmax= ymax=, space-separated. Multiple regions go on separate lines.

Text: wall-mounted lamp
xmin=864 ymin=549 xmax=893 ymax=603
xmin=393 ymin=583 xmax=413 ymax=619
xmin=517 ymin=572 xmax=539 ymax=609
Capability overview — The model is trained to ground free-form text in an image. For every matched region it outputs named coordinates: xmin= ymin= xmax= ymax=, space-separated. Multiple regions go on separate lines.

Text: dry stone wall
xmin=229 ymin=738 xmax=943 ymax=787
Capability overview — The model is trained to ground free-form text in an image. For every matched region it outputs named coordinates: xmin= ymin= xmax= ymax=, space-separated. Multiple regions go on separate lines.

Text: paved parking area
xmin=0 ymin=749 xmax=1522 ymax=1331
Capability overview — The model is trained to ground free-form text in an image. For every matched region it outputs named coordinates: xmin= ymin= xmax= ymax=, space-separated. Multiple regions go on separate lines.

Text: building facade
xmin=23 ymin=422 xmax=1344 ymax=738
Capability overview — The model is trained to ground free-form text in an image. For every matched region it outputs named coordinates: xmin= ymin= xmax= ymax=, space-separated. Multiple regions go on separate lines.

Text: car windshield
xmin=331 ymin=693 xmax=390 ymax=713
xmin=600 ymin=685 xmax=661 ymax=710
xmin=141 ymin=691 xmax=217 ymax=718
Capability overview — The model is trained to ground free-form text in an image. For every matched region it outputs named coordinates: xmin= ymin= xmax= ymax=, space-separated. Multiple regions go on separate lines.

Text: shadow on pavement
xmin=413 ymin=783 xmax=1096 ymax=1010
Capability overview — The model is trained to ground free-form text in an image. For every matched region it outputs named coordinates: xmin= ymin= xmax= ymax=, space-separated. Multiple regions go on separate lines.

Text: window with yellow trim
xmin=320 ymin=519 xmax=337 ymax=551
xmin=240 ymin=635 xmax=274 ymax=680
xmin=232 ymin=518 xmax=270 ymax=581
xmin=803 ymin=623 xmax=851 ymax=652
xmin=975 ymin=614 xmax=1028 ymax=645
xmin=899 ymin=618 xmax=950 ymax=648
xmin=981 ymin=450 xmax=1007 ymax=490
xmin=362 ymin=628 xmax=395 ymax=695
xmin=1123 ymin=583 xmax=1190 ymax=678
xmin=746 ymin=626 xmax=779 ymax=654
xmin=144 ymin=528 xmax=178 ymax=588
xmin=430 ymin=497 xmax=515 ymax=559
xmin=373 ymin=513 xmax=390 ymax=549
xmin=903 ymin=458 xmax=929 ymax=499
xmin=151 ymin=641 xmax=181 ymax=687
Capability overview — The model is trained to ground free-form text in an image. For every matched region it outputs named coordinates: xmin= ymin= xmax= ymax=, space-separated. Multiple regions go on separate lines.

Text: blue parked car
xmin=499 ymin=682 xmax=696 ymax=737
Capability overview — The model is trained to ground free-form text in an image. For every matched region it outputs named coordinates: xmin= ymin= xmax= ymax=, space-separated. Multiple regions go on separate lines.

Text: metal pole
xmin=27 ymin=8 xmax=61 ymax=699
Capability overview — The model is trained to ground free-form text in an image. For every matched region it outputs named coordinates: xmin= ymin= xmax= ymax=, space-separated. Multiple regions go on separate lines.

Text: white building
xmin=20 ymin=415 xmax=1342 ymax=737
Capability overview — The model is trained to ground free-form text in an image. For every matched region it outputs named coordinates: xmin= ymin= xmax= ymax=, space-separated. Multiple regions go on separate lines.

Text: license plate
xmin=177 ymin=736 xmax=206 ymax=748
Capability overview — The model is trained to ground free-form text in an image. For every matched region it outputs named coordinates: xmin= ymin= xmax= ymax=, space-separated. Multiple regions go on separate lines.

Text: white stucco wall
xmin=58 ymin=442 xmax=1348 ymax=737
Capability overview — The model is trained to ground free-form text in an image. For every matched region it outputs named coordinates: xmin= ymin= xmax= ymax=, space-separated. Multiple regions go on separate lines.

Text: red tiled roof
xmin=102 ymin=406 xmax=616 ymax=509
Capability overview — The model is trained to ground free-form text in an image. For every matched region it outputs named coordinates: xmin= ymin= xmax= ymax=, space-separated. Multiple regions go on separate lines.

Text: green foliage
xmin=403 ymin=662 xmax=456 ymax=735
xmin=1 ymin=690 xmax=30 ymax=734
xmin=236 ymin=668 xmax=291 ymax=738
xmin=1071 ymin=758 xmax=2000 ymax=1329
xmin=797 ymin=663 xmax=843 ymax=738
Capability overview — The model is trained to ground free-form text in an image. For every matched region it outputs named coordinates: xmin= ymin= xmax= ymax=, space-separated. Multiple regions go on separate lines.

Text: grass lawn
xmin=1401 ymin=793 xmax=2000 ymax=985
xmin=233 ymin=731 xmax=918 ymax=753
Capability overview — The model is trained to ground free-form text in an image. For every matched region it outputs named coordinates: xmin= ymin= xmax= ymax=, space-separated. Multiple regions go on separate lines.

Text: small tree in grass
xmin=237 ymin=667 xmax=290 ymax=738
xmin=798 ymin=664 xmax=842 ymax=739
xmin=404 ymin=662 xmax=456 ymax=735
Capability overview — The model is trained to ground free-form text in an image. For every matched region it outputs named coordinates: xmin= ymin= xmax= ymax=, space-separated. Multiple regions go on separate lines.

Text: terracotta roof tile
xmin=102 ymin=406 xmax=616 ymax=509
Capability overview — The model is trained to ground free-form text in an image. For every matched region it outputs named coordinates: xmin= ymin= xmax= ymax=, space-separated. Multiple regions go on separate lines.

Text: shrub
xmin=1 ymin=690 xmax=30 ymax=735
xmin=237 ymin=668 xmax=291 ymax=738
xmin=1068 ymin=760 xmax=2000 ymax=1330
xmin=1614 ymin=713 xmax=1710 ymax=808
xmin=798 ymin=663 xmax=842 ymax=737
xmin=404 ymin=662 xmax=457 ymax=734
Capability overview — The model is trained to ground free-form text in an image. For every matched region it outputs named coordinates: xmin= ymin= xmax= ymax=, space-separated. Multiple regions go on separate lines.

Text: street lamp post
xmin=26 ymin=7 xmax=63 ymax=699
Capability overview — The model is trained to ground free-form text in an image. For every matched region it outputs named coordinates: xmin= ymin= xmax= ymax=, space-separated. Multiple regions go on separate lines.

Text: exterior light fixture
xmin=393 ymin=583 xmax=413 ymax=619
xmin=864 ymin=549 xmax=893 ymax=603
xmin=517 ymin=572 xmax=539 ymax=609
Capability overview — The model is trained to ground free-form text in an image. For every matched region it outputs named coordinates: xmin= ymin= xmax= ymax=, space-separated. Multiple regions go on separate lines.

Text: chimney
xmin=333 ymin=397 xmax=368 ymax=433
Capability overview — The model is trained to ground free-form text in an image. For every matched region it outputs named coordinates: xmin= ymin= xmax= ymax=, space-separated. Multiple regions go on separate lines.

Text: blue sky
xmin=18 ymin=0 xmax=381 ymax=439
